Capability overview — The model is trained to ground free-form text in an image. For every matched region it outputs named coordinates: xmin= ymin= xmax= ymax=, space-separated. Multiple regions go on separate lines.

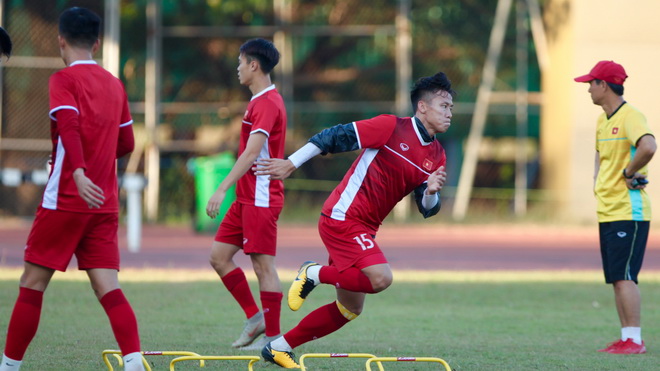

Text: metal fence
xmin=0 ymin=0 xmax=542 ymax=223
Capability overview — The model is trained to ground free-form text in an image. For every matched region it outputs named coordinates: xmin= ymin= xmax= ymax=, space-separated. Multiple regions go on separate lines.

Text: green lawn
xmin=0 ymin=269 xmax=659 ymax=370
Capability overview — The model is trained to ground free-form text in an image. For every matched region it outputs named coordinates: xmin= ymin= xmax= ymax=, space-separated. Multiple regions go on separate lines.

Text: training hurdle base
xmin=102 ymin=350 xmax=204 ymax=371
xmin=299 ymin=353 xmax=384 ymax=371
xmin=169 ymin=355 xmax=260 ymax=371
xmin=366 ymin=356 xmax=451 ymax=371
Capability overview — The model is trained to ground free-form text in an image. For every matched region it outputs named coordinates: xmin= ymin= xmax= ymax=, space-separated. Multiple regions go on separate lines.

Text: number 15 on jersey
xmin=353 ymin=233 xmax=374 ymax=250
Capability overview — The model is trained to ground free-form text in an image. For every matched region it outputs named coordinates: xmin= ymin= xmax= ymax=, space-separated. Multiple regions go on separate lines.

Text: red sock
xmin=319 ymin=266 xmax=376 ymax=293
xmin=283 ymin=302 xmax=351 ymax=348
xmin=221 ymin=268 xmax=259 ymax=319
xmin=260 ymin=291 xmax=283 ymax=336
xmin=3 ymin=287 xmax=43 ymax=360
xmin=100 ymin=289 xmax=141 ymax=356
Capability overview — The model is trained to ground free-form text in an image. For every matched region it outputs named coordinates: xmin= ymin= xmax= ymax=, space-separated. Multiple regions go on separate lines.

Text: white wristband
xmin=421 ymin=192 xmax=439 ymax=210
xmin=288 ymin=142 xmax=323 ymax=168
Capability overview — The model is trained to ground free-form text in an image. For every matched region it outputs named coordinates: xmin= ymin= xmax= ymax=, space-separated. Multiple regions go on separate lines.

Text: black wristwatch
xmin=623 ymin=169 xmax=634 ymax=179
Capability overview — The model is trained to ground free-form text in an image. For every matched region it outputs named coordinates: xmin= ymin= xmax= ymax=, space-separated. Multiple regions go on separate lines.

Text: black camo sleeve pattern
xmin=309 ymin=123 xmax=360 ymax=155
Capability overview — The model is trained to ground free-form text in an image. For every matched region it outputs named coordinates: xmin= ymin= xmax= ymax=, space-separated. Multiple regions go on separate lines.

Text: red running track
xmin=1 ymin=221 xmax=660 ymax=272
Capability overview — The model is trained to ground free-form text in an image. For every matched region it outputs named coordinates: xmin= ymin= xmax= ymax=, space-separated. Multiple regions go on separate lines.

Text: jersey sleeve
xmin=250 ymin=98 xmax=279 ymax=137
xmin=413 ymin=183 xmax=441 ymax=218
xmin=624 ymin=110 xmax=654 ymax=146
xmin=353 ymin=114 xmax=397 ymax=149
xmin=308 ymin=123 xmax=360 ymax=155
xmin=56 ymin=108 xmax=86 ymax=171
xmin=119 ymin=84 xmax=133 ymax=127
xmin=48 ymin=72 xmax=79 ymax=119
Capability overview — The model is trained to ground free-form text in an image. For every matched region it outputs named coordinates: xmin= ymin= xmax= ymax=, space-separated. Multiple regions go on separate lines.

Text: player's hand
xmin=206 ymin=188 xmax=226 ymax=219
xmin=625 ymin=173 xmax=648 ymax=190
xmin=426 ymin=166 xmax=446 ymax=195
xmin=73 ymin=168 xmax=105 ymax=209
xmin=253 ymin=158 xmax=296 ymax=180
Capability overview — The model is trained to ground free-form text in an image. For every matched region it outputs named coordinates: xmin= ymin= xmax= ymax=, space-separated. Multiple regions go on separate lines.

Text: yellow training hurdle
xmin=169 ymin=355 xmax=260 ymax=371
xmin=102 ymin=350 xmax=204 ymax=371
xmin=365 ymin=356 xmax=451 ymax=371
xmin=299 ymin=353 xmax=384 ymax=371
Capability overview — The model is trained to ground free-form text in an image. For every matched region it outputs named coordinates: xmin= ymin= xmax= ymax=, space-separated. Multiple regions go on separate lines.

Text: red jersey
xmin=236 ymin=85 xmax=287 ymax=208
xmin=321 ymin=114 xmax=446 ymax=234
xmin=43 ymin=61 xmax=133 ymax=213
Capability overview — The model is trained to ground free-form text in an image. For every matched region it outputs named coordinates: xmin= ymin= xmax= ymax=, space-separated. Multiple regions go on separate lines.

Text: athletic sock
xmin=3 ymin=287 xmax=43 ymax=361
xmin=260 ymin=291 xmax=283 ymax=337
xmin=318 ymin=266 xmax=376 ymax=293
xmin=270 ymin=336 xmax=293 ymax=352
xmin=122 ymin=351 xmax=145 ymax=371
xmin=0 ymin=354 xmax=22 ymax=371
xmin=282 ymin=301 xmax=352 ymax=348
xmin=221 ymin=268 xmax=259 ymax=319
xmin=100 ymin=289 xmax=141 ymax=356
xmin=306 ymin=265 xmax=321 ymax=284
xmin=621 ymin=327 xmax=642 ymax=345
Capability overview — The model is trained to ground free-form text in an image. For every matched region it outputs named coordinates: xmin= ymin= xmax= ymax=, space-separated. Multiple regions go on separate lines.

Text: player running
xmin=254 ymin=72 xmax=453 ymax=368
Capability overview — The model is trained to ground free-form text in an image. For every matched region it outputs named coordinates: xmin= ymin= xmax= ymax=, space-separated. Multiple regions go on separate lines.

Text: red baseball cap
xmin=574 ymin=60 xmax=627 ymax=85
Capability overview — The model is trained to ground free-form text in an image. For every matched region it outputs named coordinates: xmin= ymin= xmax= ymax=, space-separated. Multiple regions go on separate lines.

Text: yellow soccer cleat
xmin=262 ymin=342 xmax=300 ymax=369
xmin=288 ymin=261 xmax=319 ymax=311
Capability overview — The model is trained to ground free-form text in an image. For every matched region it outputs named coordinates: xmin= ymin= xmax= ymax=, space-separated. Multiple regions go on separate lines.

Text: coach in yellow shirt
xmin=575 ymin=60 xmax=656 ymax=355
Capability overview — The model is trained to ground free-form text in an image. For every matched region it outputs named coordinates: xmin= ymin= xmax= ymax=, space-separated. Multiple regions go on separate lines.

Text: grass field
xmin=1 ymin=269 xmax=659 ymax=370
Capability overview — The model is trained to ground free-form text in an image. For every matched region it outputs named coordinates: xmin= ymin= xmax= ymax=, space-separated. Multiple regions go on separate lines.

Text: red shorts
xmin=318 ymin=216 xmax=388 ymax=272
xmin=214 ymin=202 xmax=281 ymax=256
xmin=25 ymin=207 xmax=120 ymax=272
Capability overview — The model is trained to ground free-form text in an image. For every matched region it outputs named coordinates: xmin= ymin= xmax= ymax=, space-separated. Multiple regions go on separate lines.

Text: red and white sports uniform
xmin=236 ymin=84 xmax=286 ymax=208
xmin=215 ymin=85 xmax=286 ymax=254
xmin=44 ymin=60 xmax=133 ymax=213
xmin=321 ymin=114 xmax=446 ymax=234
xmin=25 ymin=60 xmax=133 ymax=271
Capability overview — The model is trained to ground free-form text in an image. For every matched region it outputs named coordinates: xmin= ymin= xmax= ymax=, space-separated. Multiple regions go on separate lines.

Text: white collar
xmin=69 ymin=60 xmax=98 ymax=67
xmin=412 ymin=116 xmax=434 ymax=146
xmin=250 ymin=84 xmax=276 ymax=101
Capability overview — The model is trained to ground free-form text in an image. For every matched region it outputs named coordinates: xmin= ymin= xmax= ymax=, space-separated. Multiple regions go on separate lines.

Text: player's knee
xmin=252 ymin=264 xmax=277 ymax=284
xmin=370 ymin=272 xmax=393 ymax=293
xmin=251 ymin=257 xmax=277 ymax=279
xmin=208 ymin=255 xmax=220 ymax=270
xmin=209 ymin=254 xmax=231 ymax=272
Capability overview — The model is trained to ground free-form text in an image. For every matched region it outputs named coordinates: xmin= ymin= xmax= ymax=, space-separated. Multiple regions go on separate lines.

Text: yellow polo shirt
xmin=595 ymin=103 xmax=653 ymax=222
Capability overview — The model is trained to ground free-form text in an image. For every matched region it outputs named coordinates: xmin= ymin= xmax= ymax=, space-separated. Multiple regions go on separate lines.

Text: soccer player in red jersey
xmin=205 ymin=38 xmax=287 ymax=350
xmin=0 ymin=8 xmax=144 ymax=371
xmin=255 ymin=72 xmax=453 ymax=368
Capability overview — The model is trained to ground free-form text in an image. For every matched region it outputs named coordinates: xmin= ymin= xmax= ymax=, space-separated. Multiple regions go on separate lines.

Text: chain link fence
xmin=0 ymin=0 xmax=542 ymax=224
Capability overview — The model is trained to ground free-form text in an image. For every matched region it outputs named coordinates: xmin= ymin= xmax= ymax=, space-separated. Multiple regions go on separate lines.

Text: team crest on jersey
xmin=612 ymin=127 xmax=618 ymax=134
xmin=422 ymin=158 xmax=433 ymax=171
xmin=400 ymin=143 xmax=410 ymax=151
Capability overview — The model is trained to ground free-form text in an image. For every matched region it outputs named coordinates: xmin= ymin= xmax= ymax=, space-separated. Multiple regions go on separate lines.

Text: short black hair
xmin=593 ymin=79 xmax=624 ymax=96
xmin=410 ymin=72 xmax=456 ymax=113
xmin=239 ymin=38 xmax=280 ymax=74
xmin=0 ymin=27 xmax=12 ymax=58
xmin=59 ymin=7 xmax=101 ymax=49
